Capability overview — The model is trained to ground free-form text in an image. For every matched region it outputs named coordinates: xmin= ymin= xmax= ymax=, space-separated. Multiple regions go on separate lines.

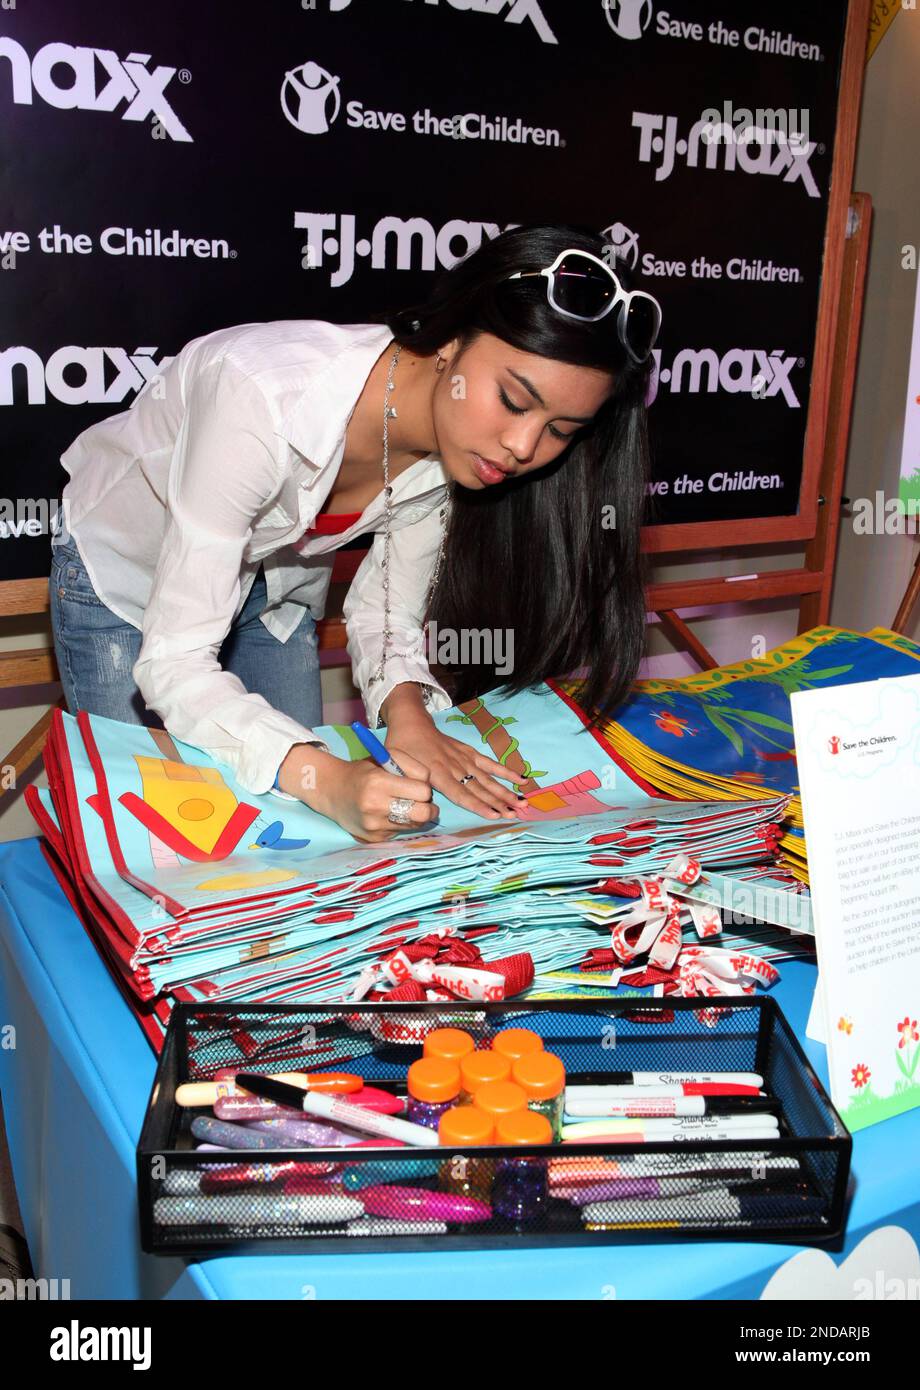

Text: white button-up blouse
xmin=58 ymin=319 xmax=454 ymax=796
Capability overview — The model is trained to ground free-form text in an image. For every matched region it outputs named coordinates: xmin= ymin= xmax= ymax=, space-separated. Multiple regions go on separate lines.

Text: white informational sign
xmin=790 ymin=674 xmax=920 ymax=1131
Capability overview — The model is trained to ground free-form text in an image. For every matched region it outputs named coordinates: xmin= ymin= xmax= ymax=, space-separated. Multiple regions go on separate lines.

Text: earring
xmin=436 ymin=352 xmax=446 ymax=374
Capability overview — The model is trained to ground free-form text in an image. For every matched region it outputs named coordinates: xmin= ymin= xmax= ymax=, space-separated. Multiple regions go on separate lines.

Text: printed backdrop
xmin=0 ymin=0 xmax=850 ymax=582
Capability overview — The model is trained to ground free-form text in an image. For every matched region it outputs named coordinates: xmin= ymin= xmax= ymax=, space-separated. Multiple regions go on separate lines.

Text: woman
xmin=50 ymin=223 xmax=661 ymax=843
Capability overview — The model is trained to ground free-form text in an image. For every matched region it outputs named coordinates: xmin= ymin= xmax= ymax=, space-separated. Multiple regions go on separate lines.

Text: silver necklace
xmin=369 ymin=342 xmax=451 ymax=691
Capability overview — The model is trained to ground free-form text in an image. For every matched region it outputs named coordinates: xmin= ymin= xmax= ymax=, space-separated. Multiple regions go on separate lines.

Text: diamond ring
xmin=387 ymin=797 xmax=415 ymax=826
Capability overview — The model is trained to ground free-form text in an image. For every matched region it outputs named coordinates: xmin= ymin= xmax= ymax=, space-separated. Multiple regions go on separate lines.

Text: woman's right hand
xmin=279 ymin=745 xmax=439 ymax=843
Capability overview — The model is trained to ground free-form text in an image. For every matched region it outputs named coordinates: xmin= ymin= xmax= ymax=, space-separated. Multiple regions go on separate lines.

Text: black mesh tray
xmin=137 ymin=997 xmax=851 ymax=1255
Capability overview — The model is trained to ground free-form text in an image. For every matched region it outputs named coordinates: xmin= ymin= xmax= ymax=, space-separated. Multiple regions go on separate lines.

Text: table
xmin=1 ymin=835 xmax=918 ymax=1300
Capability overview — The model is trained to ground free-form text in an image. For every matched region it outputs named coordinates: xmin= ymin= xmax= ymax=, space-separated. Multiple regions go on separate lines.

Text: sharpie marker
xmin=547 ymin=1153 xmax=801 ymax=1184
xmin=236 ymin=1072 xmax=437 ymax=1148
xmin=566 ymin=1075 xmax=763 ymax=1098
xmin=215 ymin=1085 xmax=402 ymax=1123
xmin=351 ymin=720 xmax=526 ymax=801
xmin=563 ymin=1096 xmax=778 ymax=1119
xmin=582 ymin=1192 xmax=827 ymax=1225
xmin=548 ymin=1159 xmax=801 ymax=1188
xmin=561 ymin=1124 xmax=780 ymax=1145
xmin=562 ymin=1113 xmax=779 ymax=1137
xmin=558 ymin=1176 xmax=812 ymax=1205
xmin=350 ymin=722 xmax=407 ymax=776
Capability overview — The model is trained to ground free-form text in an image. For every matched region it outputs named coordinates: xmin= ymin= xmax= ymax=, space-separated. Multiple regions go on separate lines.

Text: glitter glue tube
xmin=190 ymin=1116 xmax=297 ymax=1151
xmin=405 ymin=1058 xmax=461 ymax=1132
xmin=458 ymin=1049 xmax=512 ymax=1104
xmin=214 ymin=1093 xmax=301 ymax=1122
xmin=491 ymin=1110 xmax=553 ymax=1223
xmin=162 ymin=1167 xmax=242 ymax=1196
xmin=163 ymin=1161 xmax=337 ymax=1196
xmin=347 ymin=1139 xmax=408 ymax=1149
xmin=154 ymin=1193 xmax=365 ymax=1227
xmin=282 ymin=1176 xmax=349 ymax=1196
xmin=491 ymin=1028 xmax=544 ymax=1065
xmin=247 ymin=1117 xmax=368 ymax=1146
xmin=472 ymin=1080 xmax=528 ymax=1128
xmin=360 ymin=1185 xmax=491 ymax=1224
xmin=342 ymin=1159 xmax=441 ymax=1191
xmin=202 ymin=1160 xmax=341 ymax=1193
xmin=512 ymin=1052 xmax=566 ymax=1138
xmin=438 ymin=1105 xmax=495 ymax=1202
xmin=346 ymin=1086 xmax=406 ymax=1116
xmin=175 ymin=1071 xmax=362 ymax=1107
xmin=423 ymin=1027 xmax=476 ymax=1066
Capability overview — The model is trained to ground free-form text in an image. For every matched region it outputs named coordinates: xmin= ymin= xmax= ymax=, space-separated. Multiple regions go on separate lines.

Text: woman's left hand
xmin=386 ymin=715 xmax=528 ymax=821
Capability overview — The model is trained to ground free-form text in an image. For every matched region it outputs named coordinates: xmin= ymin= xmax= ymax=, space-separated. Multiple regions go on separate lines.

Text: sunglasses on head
xmin=505 ymin=247 xmax=662 ymax=364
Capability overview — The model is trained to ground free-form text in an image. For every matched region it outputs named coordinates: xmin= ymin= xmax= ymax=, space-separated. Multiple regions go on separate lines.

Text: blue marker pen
xmin=350 ymin=721 xmax=407 ymax=777
xmin=352 ymin=721 xmax=526 ymax=806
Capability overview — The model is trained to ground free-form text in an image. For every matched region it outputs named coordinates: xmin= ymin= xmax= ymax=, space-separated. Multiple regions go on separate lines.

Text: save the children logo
xmin=603 ymin=5 xmax=824 ymax=62
xmin=280 ymin=60 xmax=561 ymax=147
xmin=281 ymin=61 xmax=341 ymax=133
xmin=0 ymin=37 xmax=192 ymax=141
xmin=603 ymin=0 xmax=654 ymax=40
xmin=601 ymin=221 xmax=640 ymax=271
xmin=828 ymin=735 xmax=841 ymax=755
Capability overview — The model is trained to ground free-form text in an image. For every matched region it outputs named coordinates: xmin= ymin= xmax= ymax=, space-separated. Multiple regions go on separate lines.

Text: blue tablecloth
xmin=1 ymin=834 xmax=919 ymax=1300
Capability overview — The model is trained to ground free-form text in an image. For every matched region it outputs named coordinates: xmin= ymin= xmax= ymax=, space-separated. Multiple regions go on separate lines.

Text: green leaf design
xmin=801 ymin=665 xmax=854 ymax=681
xmin=730 ymin=708 xmax=794 ymax=733
xmin=704 ymin=706 xmax=744 ymax=755
xmin=896 ymin=1049 xmax=910 ymax=1078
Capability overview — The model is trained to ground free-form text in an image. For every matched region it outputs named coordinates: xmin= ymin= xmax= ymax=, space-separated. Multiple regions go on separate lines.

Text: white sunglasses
xmin=506 ymin=247 xmax=662 ymax=363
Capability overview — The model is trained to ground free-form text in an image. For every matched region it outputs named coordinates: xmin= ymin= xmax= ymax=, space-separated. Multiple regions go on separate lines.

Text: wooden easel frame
xmin=650 ymin=186 xmax=873 ymax=668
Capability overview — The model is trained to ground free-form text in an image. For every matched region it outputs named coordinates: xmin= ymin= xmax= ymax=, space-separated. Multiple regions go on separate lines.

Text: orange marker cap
xmin=472 ymin=1080 xmax=528 ymax=1121
xmin=492 ymin=1028 xmax=544 ymax=1063
xmin=495 ymin=1110 xmax=554 ymax=1146
xmin=511 ymin=1052 xmax=566 ymax=1100
xmin=407 ymin=1057 xmax=461 ymax=1104
xmin=423 ymin=1027 xmax=476 ymax=1065
xmin=438 ymin=1105 xmax=495 ymax=1146
xmin=460 ymin=1049 xmax=512 ymax=1094
xmin=304 ymin=1072 xmax=364 ymax=1095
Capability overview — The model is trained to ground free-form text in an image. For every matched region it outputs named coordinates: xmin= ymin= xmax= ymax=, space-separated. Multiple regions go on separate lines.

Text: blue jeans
xmin=49 ymin=534 xmax=324 ymax=733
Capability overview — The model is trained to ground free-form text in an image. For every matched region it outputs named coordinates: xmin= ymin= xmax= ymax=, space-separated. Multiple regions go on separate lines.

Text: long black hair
xmin=368 ymin=223 xmax=655 ymax=728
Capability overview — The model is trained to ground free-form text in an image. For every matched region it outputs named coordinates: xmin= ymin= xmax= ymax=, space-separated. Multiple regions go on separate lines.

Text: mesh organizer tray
xmin=137 ymin=997 xmax=852 ymax=1256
